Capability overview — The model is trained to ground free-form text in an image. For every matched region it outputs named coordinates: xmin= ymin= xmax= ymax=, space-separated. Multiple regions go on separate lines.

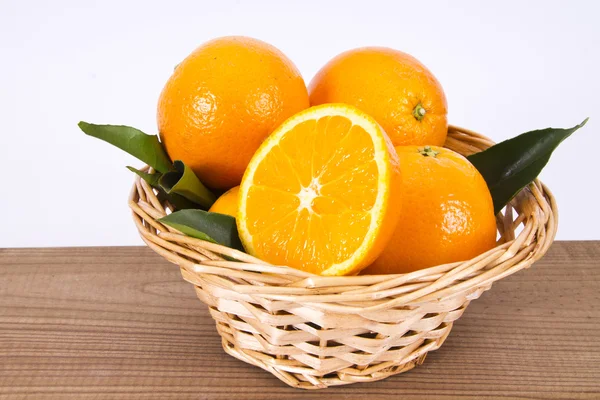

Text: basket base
xmin=189 ymin=266 xmax=462 ymax=390
xmin=220 ymin=335 xmax=431 ymax=390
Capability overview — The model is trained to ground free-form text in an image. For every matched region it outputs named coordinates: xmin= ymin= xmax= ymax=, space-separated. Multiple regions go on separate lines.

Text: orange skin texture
xmin=363 ymin=146 xmax=497 ymax=275
xmin=309 ymin=47 xmax=448 ymax=147
xmin=208 ymin=186 xmax=239 ymax=218
xmin=157 ymin=36 xmax=310 ymax=190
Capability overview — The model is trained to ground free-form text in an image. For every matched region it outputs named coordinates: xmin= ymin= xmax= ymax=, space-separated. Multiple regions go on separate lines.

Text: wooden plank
xmin=0 ymin=242 xmax=599 ymax=399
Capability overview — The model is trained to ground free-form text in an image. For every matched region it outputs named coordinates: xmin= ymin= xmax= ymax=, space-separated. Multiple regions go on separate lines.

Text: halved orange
xmin=237 ymin=104 xmax=402 ymax=276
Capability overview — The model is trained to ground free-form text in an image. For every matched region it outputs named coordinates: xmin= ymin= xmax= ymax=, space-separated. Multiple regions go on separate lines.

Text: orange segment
xmin=237 ymin=103 xmax=402 ymax=276
xmin=245 ymin=186 xmax=299 ymax=234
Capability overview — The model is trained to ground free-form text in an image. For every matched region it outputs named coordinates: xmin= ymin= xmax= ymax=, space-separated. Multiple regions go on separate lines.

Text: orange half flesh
xmin=237 ymin=103 xmax=402 ymax=276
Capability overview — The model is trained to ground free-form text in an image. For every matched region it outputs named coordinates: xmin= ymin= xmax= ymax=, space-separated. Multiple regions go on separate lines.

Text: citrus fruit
xmin=237 ymin=103 xmax=402 ymax=276
xmin=309 ymin=47 xmax=447 ymax=147
xmin=363 ymin=145 xmax=497 ymax=275
xmin=157 ymin=36 xmax=309 ymax=190
xmin=208 ymin=186 xmax=239 ymax=217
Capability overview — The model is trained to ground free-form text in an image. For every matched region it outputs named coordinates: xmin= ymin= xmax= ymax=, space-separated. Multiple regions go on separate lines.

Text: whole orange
xmin=363 ymin=145 xmax=497 ymax=275
xmin=157 ymin=36 xmax=309 ymax=190
xmin=309 ymin=47 xmax=447 ymax=146
xmin=208 ymin=186 xmax=239 ymax=218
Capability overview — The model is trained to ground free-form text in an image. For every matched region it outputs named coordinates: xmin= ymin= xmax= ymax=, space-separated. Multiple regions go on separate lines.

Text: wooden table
xmin=1 ymin=242 xmax=599 ymax=399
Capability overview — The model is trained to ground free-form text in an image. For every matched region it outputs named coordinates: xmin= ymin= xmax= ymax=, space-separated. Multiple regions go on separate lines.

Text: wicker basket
xmin=128 ymin=125 xmax=557 ymax=389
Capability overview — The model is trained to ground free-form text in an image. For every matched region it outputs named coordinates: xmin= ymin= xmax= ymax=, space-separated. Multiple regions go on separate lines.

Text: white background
xmin=1 ymin=0 xmax=598 ymax=247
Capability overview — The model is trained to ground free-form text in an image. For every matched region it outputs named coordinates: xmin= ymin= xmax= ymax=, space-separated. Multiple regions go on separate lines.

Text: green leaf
xmin=127 ymin=166 xmax=198 ymax=210
xmin=155 ymin=191 xmax=198 ymax=211
xmin=468 ymin=118 xmax=588 ymax=214
xmin=159 ymin=209 xmax=244 ymax=252
xmin=126 ymin=166 xmax=161 ymax=186
xmin=79 ymin=122 xmax=172 ymax=173
xmin=159 ymin=160 xmax=216 ymax=209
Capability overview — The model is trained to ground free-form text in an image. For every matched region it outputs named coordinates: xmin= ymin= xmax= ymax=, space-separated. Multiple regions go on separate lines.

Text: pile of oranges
xmin=158 ymin=36 xmax=497 ymax=276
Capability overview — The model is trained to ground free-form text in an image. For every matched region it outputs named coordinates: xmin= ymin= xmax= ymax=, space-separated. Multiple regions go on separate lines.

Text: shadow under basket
xmin=128 ymin=125 xmax=558 ymax=390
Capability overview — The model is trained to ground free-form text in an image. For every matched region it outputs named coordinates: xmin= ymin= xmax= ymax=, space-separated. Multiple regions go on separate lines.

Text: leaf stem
xmin=412 ymin=103 xmax=426 ymax=121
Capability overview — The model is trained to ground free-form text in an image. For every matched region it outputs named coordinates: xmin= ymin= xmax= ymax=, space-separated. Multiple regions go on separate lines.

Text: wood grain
xmin=1 ymin=242 xmax=599 ymax=400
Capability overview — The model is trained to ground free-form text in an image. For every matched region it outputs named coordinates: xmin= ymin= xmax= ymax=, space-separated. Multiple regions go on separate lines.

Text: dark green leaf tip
xmin=468 ymin=118 xmax=588 ymax=214
xmin=78 ymin=121 xmax=173 ymax=173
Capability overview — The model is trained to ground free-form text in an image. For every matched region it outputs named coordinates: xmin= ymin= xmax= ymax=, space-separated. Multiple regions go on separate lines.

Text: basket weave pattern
xmin=129 ymin=126 xmax=557 ymax=389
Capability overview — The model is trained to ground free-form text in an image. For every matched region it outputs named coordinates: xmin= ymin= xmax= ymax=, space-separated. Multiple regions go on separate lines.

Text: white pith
xmin=297 ymin=177 xmax=322 ymax=212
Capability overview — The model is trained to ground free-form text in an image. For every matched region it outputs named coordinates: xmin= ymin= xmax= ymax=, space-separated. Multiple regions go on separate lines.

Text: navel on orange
xmin=363 ymin=145 xmax=497 ymax=275
xmin=157 ymin=36 xmax=309 ymax=190
xmin=237 ymin=104 xmax=402 ymax=276
xmin=309 ymin=47 xmax=447 ymax=147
